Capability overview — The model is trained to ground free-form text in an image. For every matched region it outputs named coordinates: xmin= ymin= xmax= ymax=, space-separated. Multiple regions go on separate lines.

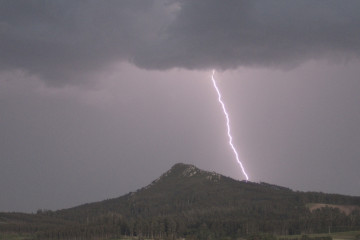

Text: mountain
xmin=1 ymin=163 xmax=360 ymax=240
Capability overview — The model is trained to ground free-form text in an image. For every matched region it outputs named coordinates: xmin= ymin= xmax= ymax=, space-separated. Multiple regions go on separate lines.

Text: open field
xmin=330 ymin=231 xmax=360 ymax=240
xmin=306 ymin=203 xmax=360 ymax=216
xmin=279 ymin=231 xmax=360 ymax=240
xmin=0 ymin=233 xmax=32 ymax=240
xmin=1 ymin=231 xmax=359 ymax=240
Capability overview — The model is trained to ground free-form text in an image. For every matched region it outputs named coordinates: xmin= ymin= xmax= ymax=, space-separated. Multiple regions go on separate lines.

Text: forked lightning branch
xmin=211 ymin=70 xmax=249 ymax=181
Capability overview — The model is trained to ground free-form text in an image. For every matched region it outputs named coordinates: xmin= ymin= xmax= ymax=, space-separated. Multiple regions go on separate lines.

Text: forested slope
xmin=1 ymin=163 xmax=360 ymax=240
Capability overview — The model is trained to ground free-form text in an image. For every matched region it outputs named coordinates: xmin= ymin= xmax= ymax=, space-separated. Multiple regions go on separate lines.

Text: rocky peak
xmin=164 ymin=163 xmax=221 ymax=181
xmin=144 ymin=163 xmax=222 ymax=190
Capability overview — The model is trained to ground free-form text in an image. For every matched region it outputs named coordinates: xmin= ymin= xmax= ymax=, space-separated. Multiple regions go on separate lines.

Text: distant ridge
xmin=1 ymin=163 xmax=360 ymax=240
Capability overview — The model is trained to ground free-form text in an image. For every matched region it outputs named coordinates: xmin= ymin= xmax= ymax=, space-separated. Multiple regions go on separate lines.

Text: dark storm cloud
xmin=135 ymin=0 xmax=360 ymax=70
xmin=0 ymin=0 xmax=164 ymax=85
xmin=1 ymin=0 xmax=360 ymax=84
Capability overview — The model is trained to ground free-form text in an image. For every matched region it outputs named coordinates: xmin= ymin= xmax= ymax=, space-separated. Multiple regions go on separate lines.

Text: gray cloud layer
xmin=1 ymin=0 xmax=360 ymax=84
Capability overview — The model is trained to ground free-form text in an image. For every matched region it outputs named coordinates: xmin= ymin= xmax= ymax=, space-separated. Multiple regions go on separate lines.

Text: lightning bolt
xmin=211 ymin=70 xmax=249 ymax=181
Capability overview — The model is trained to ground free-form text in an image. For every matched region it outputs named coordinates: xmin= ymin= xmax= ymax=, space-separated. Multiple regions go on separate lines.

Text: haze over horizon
xmin=1 ymin=0 xmax=360 ymax=212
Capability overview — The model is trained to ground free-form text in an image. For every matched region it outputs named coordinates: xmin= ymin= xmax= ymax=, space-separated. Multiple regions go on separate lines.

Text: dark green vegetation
xmin=1 ymin=163 xmax=360 ymax=240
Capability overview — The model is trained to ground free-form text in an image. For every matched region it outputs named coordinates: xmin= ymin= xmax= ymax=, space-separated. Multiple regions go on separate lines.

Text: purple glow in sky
xmin=1 ymin=0 xmax=360 ymax=212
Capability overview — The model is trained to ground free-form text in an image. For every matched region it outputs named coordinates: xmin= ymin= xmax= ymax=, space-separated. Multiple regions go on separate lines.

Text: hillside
xmin=1 ymin=163 xmax=360 ymax=240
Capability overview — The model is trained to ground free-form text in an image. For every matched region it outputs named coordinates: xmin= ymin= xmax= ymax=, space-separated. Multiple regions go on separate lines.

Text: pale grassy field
xmin=279 ymin=231 xmax=360 ymax=240
xmin=0 ymin=233 xmax=32 ymax=240
xmin=1 ymin=231 xmax=359 ymax=240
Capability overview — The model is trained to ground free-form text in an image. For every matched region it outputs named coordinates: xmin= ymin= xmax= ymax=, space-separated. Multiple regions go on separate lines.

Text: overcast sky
xmin=1 ymin=0 xmax=360 ymax=212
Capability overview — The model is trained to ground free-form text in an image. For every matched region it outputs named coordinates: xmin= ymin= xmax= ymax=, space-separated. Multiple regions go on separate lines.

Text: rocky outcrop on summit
xmin=147 ymin=163 xmax=222 ymax=187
